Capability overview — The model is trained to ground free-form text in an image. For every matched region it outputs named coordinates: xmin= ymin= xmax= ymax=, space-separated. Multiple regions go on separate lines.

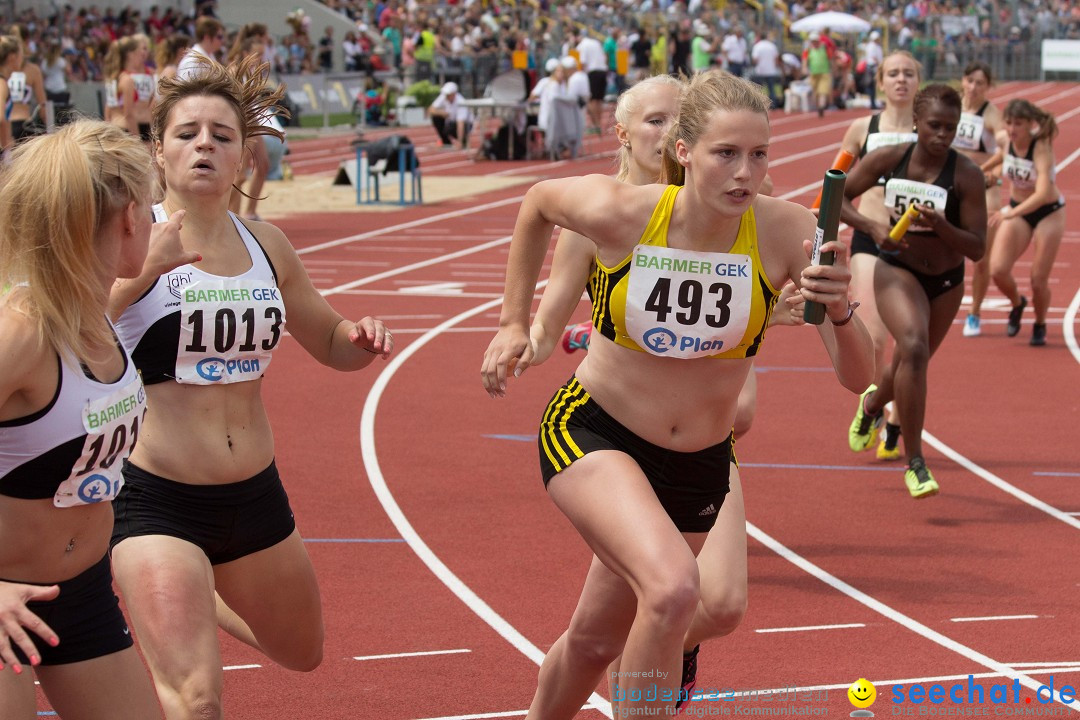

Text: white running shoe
xmin=962 ymin=313 xmax=981 ymax=337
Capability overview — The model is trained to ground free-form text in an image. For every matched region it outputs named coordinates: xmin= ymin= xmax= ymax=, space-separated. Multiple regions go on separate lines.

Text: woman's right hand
xmin=481 ymin=325 xmax=532 ymax=398
xmin=0 ymin=581 xmax=60 ymax=673
xmin=146 ymin=209 xmax=201 ymax=277
xmin=871 ymin=219 xmax=905 ymax=253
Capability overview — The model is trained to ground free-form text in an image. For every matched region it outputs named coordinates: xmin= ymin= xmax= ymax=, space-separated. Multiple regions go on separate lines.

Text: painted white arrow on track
xmin=398 ymin=282 xmax=466 ymax=295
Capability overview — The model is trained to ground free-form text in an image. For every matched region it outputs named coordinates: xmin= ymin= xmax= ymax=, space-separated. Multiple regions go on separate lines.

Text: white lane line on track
xmin=696 ymin=666 xmax=1080 ymax=701
xmin=416 ymin=702 xmax=610 ymax=720
xmin=320 ymin=236 xmax=512 ymax=296
xmin=754 ymin=622 xmax=865 ymax=633
xmin=359 ymin=285 xmax=613 ymax=720
xmin=1066 ymin=288 xmax=1080 ymax=364
xmin=296 ymin=196 xmax=525 ymax=255
xmin=919 ymin=431 xmax=1080 ymax=531
xmin=745 ymin=522 xmax=1078 ymax=711
xmin=950 ymin=615 xmax=1039 ymax=623
xmin=353 ymin=648 xmax=471 ymax=661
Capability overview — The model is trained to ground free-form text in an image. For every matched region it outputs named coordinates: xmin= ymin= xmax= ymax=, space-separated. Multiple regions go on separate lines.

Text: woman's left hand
xmin=348 ymin=317 xmax=394 ymax=359
xmin=799 ymin=238 xmax=852 ymax=321
xmin=773 ymin=280 xmax=806 ymax=326
xmin=912 ymin=203 xmax=943 ymax=233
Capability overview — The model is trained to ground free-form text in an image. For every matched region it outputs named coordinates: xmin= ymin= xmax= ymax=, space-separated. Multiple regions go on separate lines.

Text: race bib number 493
xmin=625 ymin=246 xmax=752 ymax=359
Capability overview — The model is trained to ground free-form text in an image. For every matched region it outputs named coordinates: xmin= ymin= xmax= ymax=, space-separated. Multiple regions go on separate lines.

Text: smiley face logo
xmin=848 ymin=678 xmax=876 ymax=709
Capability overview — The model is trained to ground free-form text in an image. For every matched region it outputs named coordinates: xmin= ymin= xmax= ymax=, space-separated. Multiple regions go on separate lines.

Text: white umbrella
xmin=790 ymin=11 xmax=872 ymax=34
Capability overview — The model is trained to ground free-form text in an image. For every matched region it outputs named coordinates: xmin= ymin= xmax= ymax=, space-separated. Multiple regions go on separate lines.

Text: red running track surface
xmin=34 ymin=81 xmax=1080 ymax=719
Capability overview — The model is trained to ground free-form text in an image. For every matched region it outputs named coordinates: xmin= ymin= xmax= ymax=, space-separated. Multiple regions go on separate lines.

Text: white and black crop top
xmin=0 ymin=325 xmax=146 ymax=506
xmin=114 ymin=207 xmax=286 ymax=385
xmin=6 ymin=71 xmax=33 ymax=106
xmin=1003 ymin=139 xmax=1055 ymax=192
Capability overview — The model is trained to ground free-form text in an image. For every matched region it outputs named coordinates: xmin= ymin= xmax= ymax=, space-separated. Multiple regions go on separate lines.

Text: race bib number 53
xmin=625 ymin=246 xmax=752 ymax=359
xmin=952 ymin=112 xmax=984 ymax=151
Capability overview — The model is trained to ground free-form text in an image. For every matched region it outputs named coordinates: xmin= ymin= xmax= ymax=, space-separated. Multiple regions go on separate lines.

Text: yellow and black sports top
xmin=587 ymin=185 xmax=779 ymax=360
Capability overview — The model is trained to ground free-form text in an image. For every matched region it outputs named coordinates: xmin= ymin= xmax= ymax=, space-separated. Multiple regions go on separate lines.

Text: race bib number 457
xmin=625 ymin=246 xmax=752 ymax=359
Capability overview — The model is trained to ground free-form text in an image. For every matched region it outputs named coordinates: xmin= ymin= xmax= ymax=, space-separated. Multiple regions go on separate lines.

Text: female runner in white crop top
xmin=984 ymin=98 xmax=1065 ymax=347
xmin=107 ymin=55 xmax=394 ymax=720
xmin=953 ymin=61 xmax=1004 ymax=338
xmin=0 ymin=121 xmax=177 ymax=720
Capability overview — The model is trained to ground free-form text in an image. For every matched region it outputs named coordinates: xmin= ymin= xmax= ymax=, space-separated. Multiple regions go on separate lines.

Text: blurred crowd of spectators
xmin=2 ymin=0 xmax=1078 ymax=95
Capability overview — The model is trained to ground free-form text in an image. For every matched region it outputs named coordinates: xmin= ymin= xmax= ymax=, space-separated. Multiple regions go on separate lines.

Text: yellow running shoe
xmin=848 ymin=385 xmax=883 ymax=452
xmin=904 ymin=457 xmax=939 ymax=498
xmin=876 ymin=441 xmax=902 ymax=461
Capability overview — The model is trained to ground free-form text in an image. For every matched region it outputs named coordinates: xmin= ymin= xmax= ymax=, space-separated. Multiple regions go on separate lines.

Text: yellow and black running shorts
xmin=538 ymin=376 xmax=733 ymax=533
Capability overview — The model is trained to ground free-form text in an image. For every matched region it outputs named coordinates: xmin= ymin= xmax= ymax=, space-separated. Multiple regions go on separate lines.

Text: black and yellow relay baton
xmin=804 ymin=168 xmax=847 ymax=325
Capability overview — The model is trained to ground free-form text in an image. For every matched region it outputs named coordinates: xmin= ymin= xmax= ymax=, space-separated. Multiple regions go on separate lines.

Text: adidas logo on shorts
xmin=698 ymin=504 xmax=717 ymax=516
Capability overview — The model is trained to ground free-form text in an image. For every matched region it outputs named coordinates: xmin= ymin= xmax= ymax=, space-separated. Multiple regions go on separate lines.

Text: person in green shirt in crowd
xmin=690 ymin=20 xmax=714 ymax=73
xmin=909 ymin=24 xmax=938 ymax=79
xmin=802 ymin=31 xmax=833 ymax=117
xmin=414 ymin=19 xmax=437 ymax=81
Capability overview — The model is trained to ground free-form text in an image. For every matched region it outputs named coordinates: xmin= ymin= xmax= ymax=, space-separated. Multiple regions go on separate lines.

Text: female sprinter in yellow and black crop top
xmin=481 ymin=70 xmax=874 ymax=719
xmin=0 ymin=121 xmax=171 ymax=720
xmin=840 ymin=85 xmax=987 ymax=499
xmin=522 ymin=73 xmax=803 ymax=713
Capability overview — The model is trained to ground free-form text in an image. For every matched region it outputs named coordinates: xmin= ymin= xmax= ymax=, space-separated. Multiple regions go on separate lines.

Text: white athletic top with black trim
xmin=0 ymin=323 xmax=146 ymax=507
xmin=114 ymin=206 xmax=287 ymax=386
xmin=6 ymin=71 xmax=32 ymax=105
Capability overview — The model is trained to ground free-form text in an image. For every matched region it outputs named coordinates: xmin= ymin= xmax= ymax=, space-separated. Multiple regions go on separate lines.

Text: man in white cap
xmin=529 ymin=58 xmax=565 ymax=138
xmin=861 ymin=29 xmax=883 ymax=108
xmin=429 ymin=80 xmax=473 ymax=149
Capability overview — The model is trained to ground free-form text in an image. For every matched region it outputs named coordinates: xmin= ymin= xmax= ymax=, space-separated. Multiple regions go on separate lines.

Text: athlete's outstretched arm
xmin=481 ymin=175 xmax=653 ymax=396
xmin=529 ymin=229 xmax=595 ymax=367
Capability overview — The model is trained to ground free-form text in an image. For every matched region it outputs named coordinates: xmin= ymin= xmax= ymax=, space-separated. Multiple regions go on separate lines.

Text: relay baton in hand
xmin=811 ymin=150 xmax=855 ymax=209
xmin=804 ymin=168 xmax=847 ymax=325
